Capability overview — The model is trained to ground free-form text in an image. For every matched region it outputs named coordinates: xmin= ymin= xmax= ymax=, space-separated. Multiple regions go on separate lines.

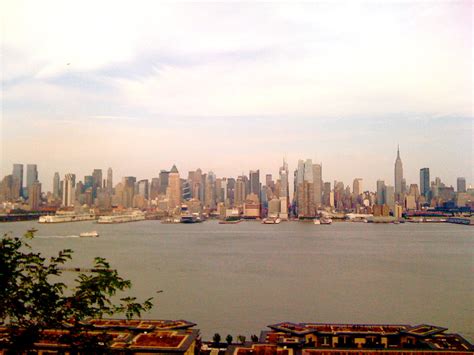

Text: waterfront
xmin=1 ymin=221 xmax=473 ymax=341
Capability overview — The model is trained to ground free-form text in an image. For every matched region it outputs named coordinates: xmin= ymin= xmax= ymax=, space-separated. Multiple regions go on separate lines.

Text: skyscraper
xmin=420 ymin=168 xmax=430 ymax=198
xmin=26 ymin=164 xmax=38 ymax=191
xmin=457 ymin=177 xmax=466 ymax=193
xmin=279 ymin=159 xmax=290 ymax=219
xmin=12 ymin=164 xmax=23 ymax=197
xmin=376 ymin=180 xmax=385 ymax=205
xmin=394 ymin=146 xmax=403 ymax=202
xmin=28 ymin=181 xmax=41 ymax=210
xmin=353 ymin=178 xmax=363 ymax=196
xmin=53 ymin=172 xmax=60 ymax=198
xmin=62 ymin=174 xmax=76 ymax=207
xmin=167 ymin=165 xmax=181 ymax=209
xmin=312 ymin=163 xmax=322 ymax=208
xmin=107 ymin=168 xmax=113 ymax=193
xmin=249 ymin=170 xmax=260 ymax=198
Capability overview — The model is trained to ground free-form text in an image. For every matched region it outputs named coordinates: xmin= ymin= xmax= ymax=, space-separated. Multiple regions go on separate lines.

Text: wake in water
xmin=35 ymin=235 xmax=80 ymax=239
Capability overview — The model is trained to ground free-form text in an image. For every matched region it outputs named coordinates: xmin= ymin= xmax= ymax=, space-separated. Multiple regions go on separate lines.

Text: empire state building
xmin=394 ymin=145 xmax=403 ymax=201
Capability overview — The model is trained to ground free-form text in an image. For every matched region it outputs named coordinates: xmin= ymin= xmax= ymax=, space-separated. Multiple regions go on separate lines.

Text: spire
xmin=170 ymin=164 xmax=179 ymax=173
xmin=397 ymin=145 xmax=400 ymax=159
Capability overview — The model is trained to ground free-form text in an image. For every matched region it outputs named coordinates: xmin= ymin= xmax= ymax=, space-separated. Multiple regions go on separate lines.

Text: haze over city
xmin=1 ymin=1 xmax=472 ymax=190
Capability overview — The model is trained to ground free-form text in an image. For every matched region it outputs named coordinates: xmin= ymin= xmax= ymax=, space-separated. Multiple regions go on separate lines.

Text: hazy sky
xmin=1 ymin=1 xmax=472 ymax=192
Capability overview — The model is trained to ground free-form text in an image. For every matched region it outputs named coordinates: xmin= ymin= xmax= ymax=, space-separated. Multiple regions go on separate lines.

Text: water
xmin=1 ymin=220 xmax=473 ymax=341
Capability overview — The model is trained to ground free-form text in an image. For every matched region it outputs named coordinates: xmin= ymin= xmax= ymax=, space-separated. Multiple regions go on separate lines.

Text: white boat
xmin=313 ymin=219 xmax=321 ymax=225
xmin=97 ymin=211 xmax=146 ymax=224
xmin=262 ymin=217 xmax=281 ymax=224
xmin=79 ymin=231 xmax=99 ymax=238
xmin=320 ymin=217 xmax=332 ymax=225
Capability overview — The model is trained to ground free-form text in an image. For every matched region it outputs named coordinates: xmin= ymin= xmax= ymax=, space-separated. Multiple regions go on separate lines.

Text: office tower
xmin=376 ymin=180 xmax=385 ymax=205
xmin=92 ymin=169 xmax=102 ymax=188
xmin=303 ymin=159 xmax=313 ymax=182
xmin=265 ymin=174 xmax=273 ymax=188
xmin=106 ymin=168 xmax=113 ymax=193
xmin=26 ymin=164 xmax=38 ymax=193
xmin=226 ymin=177 xmax=235 ymax=206
xmin=120 ymin=177 xmax=136 ymax=208
xmin=334 ymin=181 xmax=345 ymax=210
xmin=167 ymin=165 xmax=181 ymax=209
xmin=159 ymin=170 xmax=170 ymax=195
xmin=353 ymin=178 xmax=363 ymax=196
xmin=182 ymin=179 xmax=192 ymax=201
xmin=420 ymin=168 xmax=430 ymax=198
xmin=279 ymin=159 xmax=289 ymax=219
xmin=295 ymin=159 xmax=315 ymax=217
xmin=312 ymin=163 xmax=322 ymax=208
xmin=137 ymin=179 xmax=149 ymax=199
xmin=83 ymin=176 xmax=93 ymax=190
xmin=384 ymin=185 xmax=395 ymax=211
xmin=457 ymin=177 xmax=466 ymax=193
xmin=53 ymin=172 xmax=60 ymax=198
xmin=12 ymin=164 xmax=23 ymax=198
xmin=249 ymin=170 xmax=260 ymax=198
xmin=323 ymin=182 xmax=331 ymax=207
xmin=394 ymin=146 xmax=404 ymax=201
xmin=204 ymin=172 xmax=216 ymax=208
xmin=28 ymin=181 xmax=41 ymax=210
xmin=235 ymin=176 xmax=246 ymax=206
xmin=0 ymin=175 xmax=14 ymax=201
xmin=150 ymin=178 xmax=160 ymax=200
xmin=62 ymin=174 xmax=76 ymax=207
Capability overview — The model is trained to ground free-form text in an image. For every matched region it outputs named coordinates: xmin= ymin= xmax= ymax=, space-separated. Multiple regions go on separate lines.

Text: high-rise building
xmin=353 ymin=178 xmax=363 ymax=197
xmin=28 ymin=181 xmax=41 ymax=210
xmin=150 ymin=177 xmax=160 ymax=200
xmin=394 ymin=146 xmax=404 ymax=202
xmin=323 ymin=182 xmax=331 ymax=207
xmin=376 ymin=180 xmax=385 ymax=205
xmin=167 ymin=165 xmax=181 ymax=209
xmin=53 ymin=172 xmax=60 ymax=198
xmin=84 ymin=176 xmax=94 ymax=190
xmin=249 ymin=170 xmax=260 ymax=198
xmin=235 ymin=176 xmax=246 ymax=206
xmin=295 ymin=159 xmax=315 ymax=217
xmin=420 ymin=168 xmax=430 ymax=198
xmin=26 ymin=164 xmax=38 ymax=196
xmin=12 ymin=164 xmax=23 ymax=198
xmin=106 ymin=168 xmax=113 ymax=193
xmin=279 ymin=159 xmax=289 ymax=219
xmin=62 ymin=174 xmax=76 ymax=207
xmin=312 ymin=163 xmax=322 ymax=208
xmin=137 ymin=179 xmax=149 ymax=199
xmin=159 ymin=170 xmax=170 ymax=195
xmin=384 ymin=185 xmax=395 ymax=211
xmin=457 ymin=177 xmax=466 ymax=193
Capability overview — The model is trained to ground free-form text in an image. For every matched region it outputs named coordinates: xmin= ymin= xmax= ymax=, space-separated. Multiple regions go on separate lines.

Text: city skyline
xmin=1 ymin=1 xmax=472 ymax=190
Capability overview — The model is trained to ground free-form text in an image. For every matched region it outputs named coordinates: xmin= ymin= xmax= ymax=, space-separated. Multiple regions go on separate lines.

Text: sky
xmin=1 ymin=0 xmax=472 ymax=192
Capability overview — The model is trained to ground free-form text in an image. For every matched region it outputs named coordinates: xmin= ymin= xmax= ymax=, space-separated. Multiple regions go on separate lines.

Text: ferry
xmin=97 ymin=211 xmax=146 ymax=224
xmin=79 ymin=231 xmax=99 ymax=238
xmin=39 ymin=212 xmax=96 ymax=223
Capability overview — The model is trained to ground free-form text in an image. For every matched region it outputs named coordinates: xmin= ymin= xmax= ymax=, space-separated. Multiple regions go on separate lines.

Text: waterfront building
xmin=394 ymin=146 xmax=403 ymax=202
xmin=243 ymin=200 xmax=260 ymax=218
xmin=376 ymin=180 xmax=385 ymax=205
xmin=457 ymin=177 xmax=466 ymax=193
xmin=405 ymin=194 xmax=416 ymax=210
xmin=62 ymin=174 xmax=76 ymax=207
xmin=279 ymin=159 xmax=290 ymax=217
xmin=12 ymin=164 xmax=23 ymax=198
xmin=137 ymin=179 xmax=149 ymax=200
xmin=121 ymin=177 xmax=136 ymax=208
xmin=53 ymin=172 xmax=60 ymax=199
xmin=167 ymin=165 xmax=182 ymax=210
xmin=268 ymin=198 xmax=281 ymax=217
xmin=106 ymin=167 xmax=113 ymax=193
xmin=420 ymin=168 xmax=430 ymax=198
xmin=235 ymin=176 xmax=246 ymax=207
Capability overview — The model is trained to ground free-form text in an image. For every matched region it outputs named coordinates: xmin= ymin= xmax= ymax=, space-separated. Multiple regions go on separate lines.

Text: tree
xmin=237 ymin=335 xmax=246 ymax=344
xmin=251 ymin=334 xmax=259 ymax=342
xmin=0 ymin=231 xmax=153 ymax=351
xmin=213 ymin=332 xmax=221 ymax=345
xmin=226 ymin=334 xmax=233 ymax=345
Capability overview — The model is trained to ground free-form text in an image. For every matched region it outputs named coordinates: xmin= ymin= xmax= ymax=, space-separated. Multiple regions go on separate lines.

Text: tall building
xmin=26 ymin=164 xmax=38 ymax=195
xmin=279 ymin=159 xmax=290 ymax=219
xmin=106 ymin=168 xmax=113 ymax=193
xmin=376 ymin=180 xmax=385 ymax=205
xmin=353 ymin=178 xmax=363 ymax=196
xmin=159 ymin=170 xmax=170 ymax=195
xmin=62 ymin=174 xmax=76 ymax=207
xmin=12 ymin=164 xmax=23 ymax=198
xmin=295 ymin=159 xmax=315 ymax=217
xmin=53 ymin=172 xmax=60 ymax=198
xmin=167 ymin=165 xmax=181 ymax=210
xmin=249 ymin=170 xmax=260 ymax=199
xmin=235 ymin=176 xmax=246 ymax=206
xmin=420 ymin=168 xmax=430 ymax=198
xmin=394 ymin=146 xmax=403 ymax=202
xmin=312 ymin=163 xmax=322 ymax=208
xmin=28 ymin=181 xmax=41 ymax=210
xmin=384 ymin=185 xmax=395 ymax=211
xmin=457 ymin=177 xmax=466 ymax=193
xmin=137 ymin=179 xmax=149 ymax=199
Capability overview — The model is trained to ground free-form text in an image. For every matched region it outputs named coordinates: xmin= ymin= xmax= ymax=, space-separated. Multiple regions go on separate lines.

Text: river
xmin=1 ymin=220 xmax=473 ymax=341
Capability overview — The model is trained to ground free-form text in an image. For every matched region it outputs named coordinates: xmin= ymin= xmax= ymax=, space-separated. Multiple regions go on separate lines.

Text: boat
xmin=219 ymin=219 xmax=242 ymax=224
xmin=97 ymin=211 xmax=146 ymax=224
xmin=262 ymin=217 xmax=281 ymax=224
xmin=180 ymin=214 xmax=201 ymax=223
xmin=313 ymin=219 xmax=321 ymax=225
xmin=79 ymin=231 xmax=99 ymax=238
xmin=320 ymin=217 xmax=332 ymax=225
xmin=39 ymin=212 xmax=96 ymax=223
xmin=27 ymin=227 xmax=38 ymax=233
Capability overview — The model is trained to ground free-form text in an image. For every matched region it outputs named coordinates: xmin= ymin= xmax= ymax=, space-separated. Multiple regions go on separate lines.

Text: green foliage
xmin=213 ymin=332 xmax=221 ymax=344
xmin=0 ymin=231 xmax=154 ymax=350
xmin=226 ymin=334 xmax=233 ymax=344
xmin=238 ymin=335 xmax=246 ymax=343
